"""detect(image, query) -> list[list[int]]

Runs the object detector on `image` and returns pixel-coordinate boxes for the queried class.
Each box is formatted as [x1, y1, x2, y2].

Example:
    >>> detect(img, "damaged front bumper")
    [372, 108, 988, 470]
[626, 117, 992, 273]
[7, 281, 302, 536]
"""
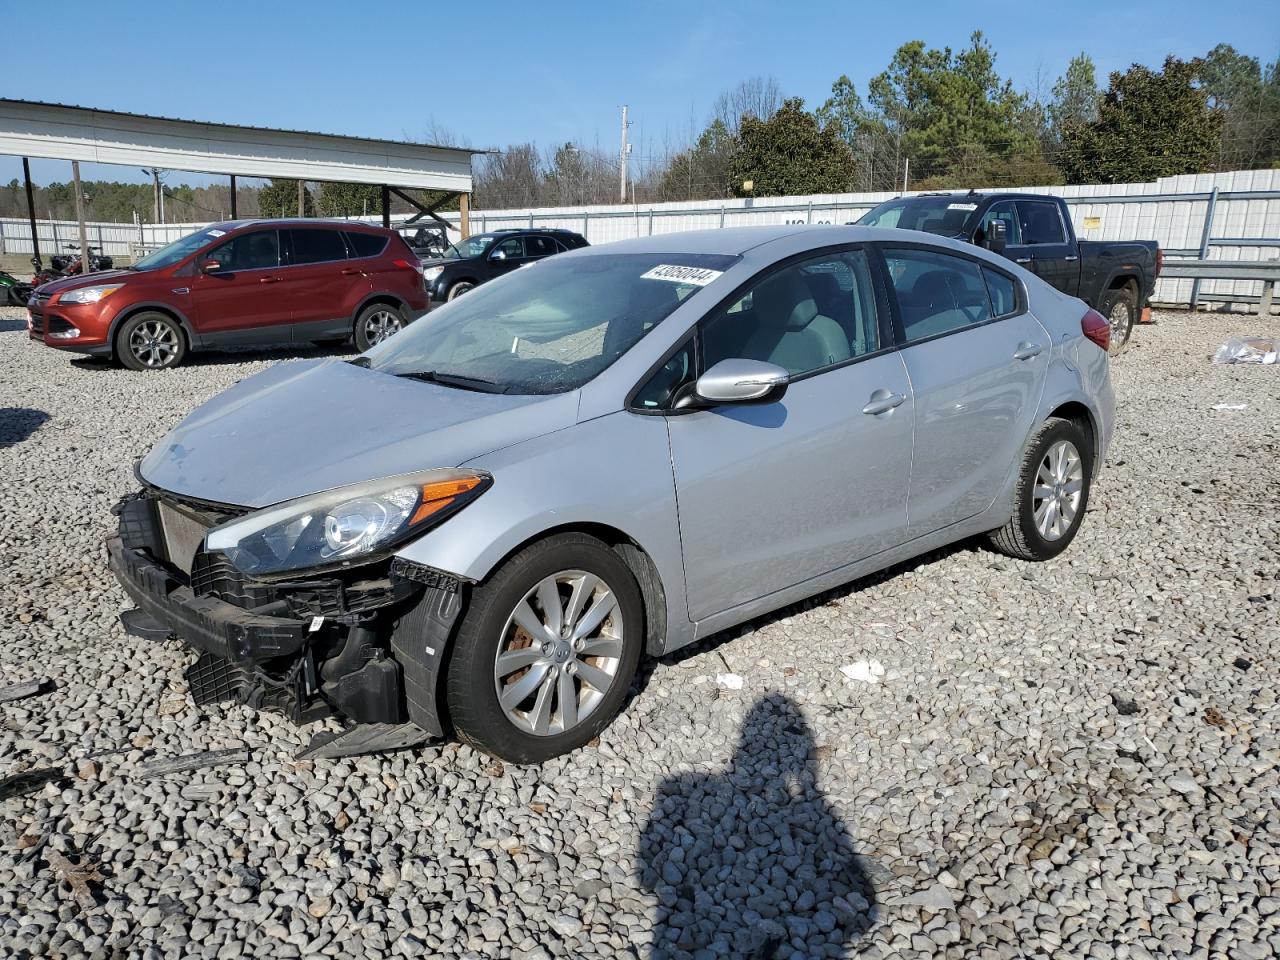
[107, 489, 463, 748]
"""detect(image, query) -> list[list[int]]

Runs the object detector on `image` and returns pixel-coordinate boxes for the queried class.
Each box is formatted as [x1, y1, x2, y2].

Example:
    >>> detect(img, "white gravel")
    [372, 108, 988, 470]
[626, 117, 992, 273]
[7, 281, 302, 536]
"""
[1, 308, 1277, 959]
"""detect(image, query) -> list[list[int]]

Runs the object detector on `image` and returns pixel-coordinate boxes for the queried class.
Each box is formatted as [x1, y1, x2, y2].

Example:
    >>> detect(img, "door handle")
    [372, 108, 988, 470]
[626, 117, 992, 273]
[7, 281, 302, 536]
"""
[862, 389, 906, 416]
[1013, 342, 1043, 361]
[341, 268, 363, 276]
[1063, 255, 1078, 262]
[1015, 257, 1032, 264]
[258, 276, 280, 284]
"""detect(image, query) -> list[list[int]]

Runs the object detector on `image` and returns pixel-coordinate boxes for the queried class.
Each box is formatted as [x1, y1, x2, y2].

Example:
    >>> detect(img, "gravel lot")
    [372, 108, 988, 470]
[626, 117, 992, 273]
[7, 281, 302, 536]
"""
[1, 307, 1277, 960]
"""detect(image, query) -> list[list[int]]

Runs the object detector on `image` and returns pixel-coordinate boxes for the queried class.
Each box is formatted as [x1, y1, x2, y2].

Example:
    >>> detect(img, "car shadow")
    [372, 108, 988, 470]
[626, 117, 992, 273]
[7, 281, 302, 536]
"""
[637, 693, 877, 958]
[0, 407, 51, 447]
[67, 342, 356, 372]
[627, 537, 977, 703]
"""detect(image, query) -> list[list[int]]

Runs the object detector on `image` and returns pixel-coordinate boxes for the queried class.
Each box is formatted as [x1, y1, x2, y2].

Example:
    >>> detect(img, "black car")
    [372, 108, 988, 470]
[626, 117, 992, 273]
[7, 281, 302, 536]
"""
[858, 192, 1161, 353]
[422, 228, 589, 302]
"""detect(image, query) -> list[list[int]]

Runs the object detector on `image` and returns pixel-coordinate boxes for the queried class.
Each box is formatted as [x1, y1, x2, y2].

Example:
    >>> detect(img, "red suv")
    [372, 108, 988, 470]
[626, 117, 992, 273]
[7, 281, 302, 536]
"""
[27, 219, 428, 370]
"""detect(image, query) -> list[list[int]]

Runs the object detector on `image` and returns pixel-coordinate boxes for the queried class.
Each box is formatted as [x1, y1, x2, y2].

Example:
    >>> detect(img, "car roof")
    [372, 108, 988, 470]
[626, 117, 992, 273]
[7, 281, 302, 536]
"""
[211, 218, 390, 233]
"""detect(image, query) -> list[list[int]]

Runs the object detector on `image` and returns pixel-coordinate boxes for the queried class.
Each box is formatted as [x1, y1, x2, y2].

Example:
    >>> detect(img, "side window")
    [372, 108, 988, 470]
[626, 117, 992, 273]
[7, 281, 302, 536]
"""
[983, 267, 1018, 317]
[207, 231, 279, 271]
[633, 339, 695, 410]
[701, 249, 878, 378]
[1018, 201, 1066, 245]
[345, 232, 389, 258]
[290, 229, 348, 264]
[525, 236, 558, 258]
[493, 237, 525, 260]
[883, 248, 992, 342]
[978, 201, 1022, 245]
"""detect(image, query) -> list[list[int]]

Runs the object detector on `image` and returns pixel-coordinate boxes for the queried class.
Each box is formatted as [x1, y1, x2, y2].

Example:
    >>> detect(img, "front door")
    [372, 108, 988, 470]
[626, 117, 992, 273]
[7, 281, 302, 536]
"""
[880, 244, 1051, 533]
[663, 247, 915, 622]
[487, 236, 528, 279]
[1014, 199, 1079, 296]
[190, 229, 290, 338]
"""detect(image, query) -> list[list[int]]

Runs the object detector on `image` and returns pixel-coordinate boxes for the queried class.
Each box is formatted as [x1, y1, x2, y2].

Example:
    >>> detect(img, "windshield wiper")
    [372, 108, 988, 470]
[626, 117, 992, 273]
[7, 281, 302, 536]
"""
[394, 370, 506, 393]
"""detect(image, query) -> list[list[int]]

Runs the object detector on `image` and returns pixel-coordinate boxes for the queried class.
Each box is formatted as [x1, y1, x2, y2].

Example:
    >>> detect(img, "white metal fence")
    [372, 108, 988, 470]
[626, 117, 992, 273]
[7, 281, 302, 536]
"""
[3, 168, 1277, 310]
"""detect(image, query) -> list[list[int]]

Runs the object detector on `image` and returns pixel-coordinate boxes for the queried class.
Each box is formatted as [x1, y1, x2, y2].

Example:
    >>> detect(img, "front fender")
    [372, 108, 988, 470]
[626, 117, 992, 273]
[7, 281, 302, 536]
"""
[393, 410, 693, 651]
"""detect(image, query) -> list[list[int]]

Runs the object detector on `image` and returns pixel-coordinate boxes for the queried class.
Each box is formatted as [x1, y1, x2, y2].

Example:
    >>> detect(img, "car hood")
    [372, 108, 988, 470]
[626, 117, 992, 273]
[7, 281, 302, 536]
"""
[139, 358, 580, 508]
[36, 268, 137, 294]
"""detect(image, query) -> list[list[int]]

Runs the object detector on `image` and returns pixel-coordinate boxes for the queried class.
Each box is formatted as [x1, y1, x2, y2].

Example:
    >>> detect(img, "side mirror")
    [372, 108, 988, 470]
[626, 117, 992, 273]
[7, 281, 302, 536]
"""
[490, 249, 506, 261]
[694, 358, 789, 405]
[199, 258, 223, 274]
[986, 219, 1007, 255]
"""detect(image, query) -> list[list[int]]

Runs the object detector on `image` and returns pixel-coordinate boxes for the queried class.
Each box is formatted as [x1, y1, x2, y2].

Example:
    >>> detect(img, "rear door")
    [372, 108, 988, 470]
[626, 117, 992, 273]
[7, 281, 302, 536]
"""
[662, 246, 915, 621]
[190, 229, 290, 338]
[285, 227, 365, 339]
[879, 244, 1050, 534]
[1014, 199, 1079, 296]
[524, 234, 562, 262]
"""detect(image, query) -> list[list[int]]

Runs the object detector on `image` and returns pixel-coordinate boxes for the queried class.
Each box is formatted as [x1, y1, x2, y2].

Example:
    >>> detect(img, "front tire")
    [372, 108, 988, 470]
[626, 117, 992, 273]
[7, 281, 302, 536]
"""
[116, 311, 186, 371]
[988, 417, 1093, 561]
[1101, 287, 1136, 355]
[353, 303, 405, 351]
[445, 533, 644, 763]
[446, 280, 474, 301]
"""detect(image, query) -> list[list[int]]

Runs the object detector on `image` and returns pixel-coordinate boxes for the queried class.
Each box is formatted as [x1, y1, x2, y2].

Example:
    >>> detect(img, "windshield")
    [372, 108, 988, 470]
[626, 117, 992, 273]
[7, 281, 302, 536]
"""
[858, 197, 980, 237]
[441, 233, 496, 260]
[365, 252, 739, 394]
[131, 227, 230, 271]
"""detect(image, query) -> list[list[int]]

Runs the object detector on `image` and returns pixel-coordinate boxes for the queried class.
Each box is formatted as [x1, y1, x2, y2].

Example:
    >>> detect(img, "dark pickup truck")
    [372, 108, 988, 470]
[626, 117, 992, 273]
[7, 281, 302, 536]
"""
[859, 192, 1161, 352]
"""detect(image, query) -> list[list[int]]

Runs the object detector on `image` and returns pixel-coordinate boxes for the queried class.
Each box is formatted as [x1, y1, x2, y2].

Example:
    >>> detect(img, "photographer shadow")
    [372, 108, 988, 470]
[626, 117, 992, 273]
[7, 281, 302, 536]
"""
[638, 693, 877, 959]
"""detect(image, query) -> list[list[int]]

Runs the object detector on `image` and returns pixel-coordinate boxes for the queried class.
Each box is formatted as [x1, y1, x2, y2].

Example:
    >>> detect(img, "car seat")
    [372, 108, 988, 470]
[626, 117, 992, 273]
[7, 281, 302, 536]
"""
[743, 269, 850, 374]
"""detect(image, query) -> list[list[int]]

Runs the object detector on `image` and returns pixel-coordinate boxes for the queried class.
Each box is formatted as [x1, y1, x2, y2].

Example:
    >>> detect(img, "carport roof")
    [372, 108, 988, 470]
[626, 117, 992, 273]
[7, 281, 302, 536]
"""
[0, 98, 476, 192]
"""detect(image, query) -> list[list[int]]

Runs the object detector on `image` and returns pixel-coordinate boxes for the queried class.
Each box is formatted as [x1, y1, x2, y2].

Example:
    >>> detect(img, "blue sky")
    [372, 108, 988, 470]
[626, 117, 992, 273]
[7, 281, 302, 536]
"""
[2, 0, 1276, 186]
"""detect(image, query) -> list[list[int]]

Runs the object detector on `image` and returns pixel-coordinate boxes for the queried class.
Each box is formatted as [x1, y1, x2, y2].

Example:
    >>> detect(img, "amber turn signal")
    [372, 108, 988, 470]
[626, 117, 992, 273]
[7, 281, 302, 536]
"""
[410, 476, 485, 526]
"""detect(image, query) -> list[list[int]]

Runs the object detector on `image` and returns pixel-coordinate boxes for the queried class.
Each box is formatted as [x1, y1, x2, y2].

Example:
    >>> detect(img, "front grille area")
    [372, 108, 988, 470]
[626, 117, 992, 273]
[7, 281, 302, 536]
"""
[157, 500, 210, 575]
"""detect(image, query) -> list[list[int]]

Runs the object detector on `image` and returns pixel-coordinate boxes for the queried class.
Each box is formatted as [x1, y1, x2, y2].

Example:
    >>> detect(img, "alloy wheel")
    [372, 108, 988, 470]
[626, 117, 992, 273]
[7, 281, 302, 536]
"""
[129, 319, 179, 368]
[1032, 439, 1084, 541]
[362, 309, 403, 346]
[1108, 300, 1132, 353]
[493, 570, 625, 737]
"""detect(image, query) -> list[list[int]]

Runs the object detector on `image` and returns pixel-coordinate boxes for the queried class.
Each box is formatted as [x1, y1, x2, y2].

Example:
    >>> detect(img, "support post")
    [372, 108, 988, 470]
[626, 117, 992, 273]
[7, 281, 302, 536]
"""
[1189, 186, 1218, 311]
[1261, 279, 1276, 319]
[229, 175, 237, 219]
[297, 180, 305, 217]
[381, 185, 391, 228]
[72, 161, 89, 275]
[22, 157, 41, 270]
[459, 194, 471, 239]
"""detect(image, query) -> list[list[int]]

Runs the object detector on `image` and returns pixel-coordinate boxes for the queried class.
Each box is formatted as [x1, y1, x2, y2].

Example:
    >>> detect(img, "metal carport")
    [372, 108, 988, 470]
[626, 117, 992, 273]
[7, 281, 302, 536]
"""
[0, 98, 476, 269]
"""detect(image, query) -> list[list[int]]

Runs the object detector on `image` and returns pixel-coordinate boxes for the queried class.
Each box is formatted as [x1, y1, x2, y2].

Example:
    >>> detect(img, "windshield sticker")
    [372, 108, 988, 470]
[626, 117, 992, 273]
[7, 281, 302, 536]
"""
[207, 229, 226, 237]
[947, 203, 978, 211]
[641, 264, 723, 286]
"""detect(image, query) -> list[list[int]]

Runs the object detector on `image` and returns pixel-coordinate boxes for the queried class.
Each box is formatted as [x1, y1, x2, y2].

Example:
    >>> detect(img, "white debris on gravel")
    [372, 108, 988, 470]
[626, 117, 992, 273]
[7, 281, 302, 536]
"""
[841, 660, 887, 684]
[713, 673, 744, 690]
[1, 308, 1278, 959]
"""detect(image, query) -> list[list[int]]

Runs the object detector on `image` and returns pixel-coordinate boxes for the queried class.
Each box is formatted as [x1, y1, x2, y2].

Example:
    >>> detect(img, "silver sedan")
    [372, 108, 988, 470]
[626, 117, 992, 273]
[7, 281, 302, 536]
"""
[116, 226, 1115, 763]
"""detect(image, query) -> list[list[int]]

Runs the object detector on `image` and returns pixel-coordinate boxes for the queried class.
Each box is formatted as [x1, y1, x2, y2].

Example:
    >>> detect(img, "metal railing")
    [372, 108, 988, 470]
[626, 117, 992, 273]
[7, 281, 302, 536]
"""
[1159, 259, 1280, 316]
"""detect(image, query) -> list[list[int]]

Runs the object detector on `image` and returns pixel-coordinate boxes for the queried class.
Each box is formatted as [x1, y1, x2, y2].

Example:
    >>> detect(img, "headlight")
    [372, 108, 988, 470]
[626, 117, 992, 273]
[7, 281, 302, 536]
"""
[424, 266, 444, 282]
[57, 284, 125, 305]
[204, 469, 490, 577]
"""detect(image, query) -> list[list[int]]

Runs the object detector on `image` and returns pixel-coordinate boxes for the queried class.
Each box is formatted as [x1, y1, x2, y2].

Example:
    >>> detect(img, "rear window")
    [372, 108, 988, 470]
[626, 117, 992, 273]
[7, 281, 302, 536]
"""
[346, 232, 389, 258]
[983, 267, 1018, 317]
[525, 236, 560, 257]
[290, 229, 348, 264]
[1018, 201, 1066, 245]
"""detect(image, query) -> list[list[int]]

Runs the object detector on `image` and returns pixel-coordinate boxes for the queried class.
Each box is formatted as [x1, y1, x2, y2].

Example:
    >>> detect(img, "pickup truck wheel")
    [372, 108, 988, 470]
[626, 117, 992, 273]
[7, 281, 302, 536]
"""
[1101, 287, 1136, 355]
[988, 417, 1093, 562]
[446, 280, 474, 301]
[445, 533, 644, 764]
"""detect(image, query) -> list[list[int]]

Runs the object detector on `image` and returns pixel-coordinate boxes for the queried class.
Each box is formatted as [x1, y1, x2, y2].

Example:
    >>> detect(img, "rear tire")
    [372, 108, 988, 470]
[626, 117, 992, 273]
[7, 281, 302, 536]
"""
[445, 533, 644, 764]
[988, 417, 1093, 561]
[116, 311, 187, 371]
[353, 303, 405, 351]
[1100, 286, 1136, 355]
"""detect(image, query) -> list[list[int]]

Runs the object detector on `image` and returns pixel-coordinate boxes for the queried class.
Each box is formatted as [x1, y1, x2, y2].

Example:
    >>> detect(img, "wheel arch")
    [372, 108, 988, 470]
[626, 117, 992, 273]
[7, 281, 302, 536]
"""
[1045, 399, 1100, 473]
[352, 291, 409, 322]
[1102, 270, 1140, 300]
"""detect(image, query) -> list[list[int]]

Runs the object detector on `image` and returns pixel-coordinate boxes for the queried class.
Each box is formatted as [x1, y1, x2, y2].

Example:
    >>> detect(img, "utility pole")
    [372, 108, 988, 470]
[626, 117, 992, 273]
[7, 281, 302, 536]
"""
[901, 158, 910, 194]
[619, 104, 630, 204]
[71, 161, 89, 275]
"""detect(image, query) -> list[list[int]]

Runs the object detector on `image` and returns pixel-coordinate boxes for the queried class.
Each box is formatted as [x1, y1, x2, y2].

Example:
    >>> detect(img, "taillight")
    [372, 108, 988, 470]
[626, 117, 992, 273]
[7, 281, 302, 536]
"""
[1081, 308, 1110, 353]
[1155, 248, 1163, 279]
[392, 258, 423, 276]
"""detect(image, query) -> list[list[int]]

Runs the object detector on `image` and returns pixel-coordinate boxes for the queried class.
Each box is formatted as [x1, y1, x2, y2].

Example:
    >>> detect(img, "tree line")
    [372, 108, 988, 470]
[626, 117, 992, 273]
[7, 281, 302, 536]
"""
[2, 37, 1276, 225]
